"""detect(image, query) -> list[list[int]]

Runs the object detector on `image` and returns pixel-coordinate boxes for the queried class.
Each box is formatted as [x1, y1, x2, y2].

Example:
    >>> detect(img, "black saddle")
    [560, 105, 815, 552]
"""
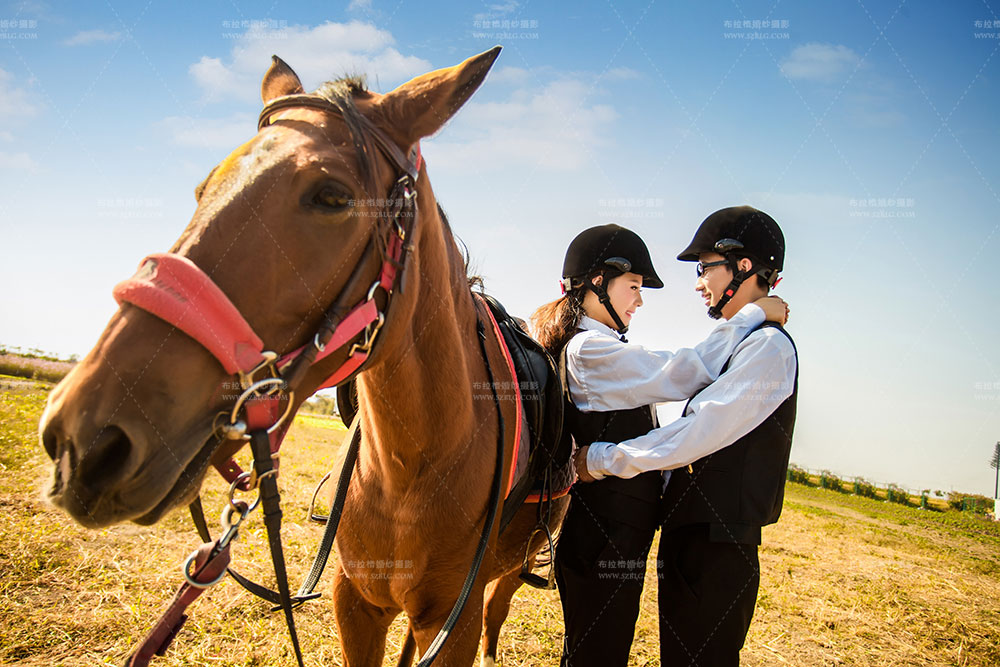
[337, 293, 571, 534]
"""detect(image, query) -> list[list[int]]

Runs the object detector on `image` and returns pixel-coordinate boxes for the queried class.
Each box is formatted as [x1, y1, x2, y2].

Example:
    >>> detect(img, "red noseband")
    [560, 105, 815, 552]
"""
[112, 254, 268, 376]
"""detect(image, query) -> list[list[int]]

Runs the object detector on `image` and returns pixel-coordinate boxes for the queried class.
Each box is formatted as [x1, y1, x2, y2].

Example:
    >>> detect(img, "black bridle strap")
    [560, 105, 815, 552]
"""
[249, 427, 304, 667]
[277, 239, 380, 390]
[187, 414, 361, 605]
[295, 414, 360, 598]
[258, 94, 420, 181]
[211, 97, 421, 488]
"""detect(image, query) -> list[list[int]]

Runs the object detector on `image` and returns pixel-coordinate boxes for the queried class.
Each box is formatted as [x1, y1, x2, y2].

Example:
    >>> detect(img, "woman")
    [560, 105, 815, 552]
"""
[531, 223, 786, 667]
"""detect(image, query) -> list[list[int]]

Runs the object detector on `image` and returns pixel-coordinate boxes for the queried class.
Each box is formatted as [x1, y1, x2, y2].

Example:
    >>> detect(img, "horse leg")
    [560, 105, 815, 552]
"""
[410, 588, 486, 667]
[333, 565, 394, 667]
[480, 565, 528, 667]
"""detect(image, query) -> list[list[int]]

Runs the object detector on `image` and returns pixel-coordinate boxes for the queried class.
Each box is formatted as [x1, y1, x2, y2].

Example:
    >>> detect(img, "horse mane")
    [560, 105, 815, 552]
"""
[437, 203, 485, 290]
[313, 75, 377, 193]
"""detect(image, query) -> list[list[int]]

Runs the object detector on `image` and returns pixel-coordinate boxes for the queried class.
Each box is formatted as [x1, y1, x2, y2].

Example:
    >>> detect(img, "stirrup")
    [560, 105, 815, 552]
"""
[307, 469, 333, 523]
[519, 523, 556, 589]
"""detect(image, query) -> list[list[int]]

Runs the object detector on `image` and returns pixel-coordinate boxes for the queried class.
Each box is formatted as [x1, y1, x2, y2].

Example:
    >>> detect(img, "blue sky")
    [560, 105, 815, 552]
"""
[2, 0, 1000, 497]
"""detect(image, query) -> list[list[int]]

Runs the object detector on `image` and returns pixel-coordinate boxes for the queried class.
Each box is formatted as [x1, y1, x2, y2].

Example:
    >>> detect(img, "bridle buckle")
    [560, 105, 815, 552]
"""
[349, 312, 385, 357]
[238, 350, 279, 391]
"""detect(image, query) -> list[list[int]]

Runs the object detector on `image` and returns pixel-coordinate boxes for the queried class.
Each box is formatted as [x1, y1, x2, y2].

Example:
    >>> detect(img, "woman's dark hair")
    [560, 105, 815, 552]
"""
[531, 291, 585, 356]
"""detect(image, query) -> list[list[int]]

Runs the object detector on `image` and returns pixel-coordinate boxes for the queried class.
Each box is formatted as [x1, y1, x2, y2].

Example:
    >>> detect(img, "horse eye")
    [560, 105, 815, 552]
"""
[310, 185, 353, 211]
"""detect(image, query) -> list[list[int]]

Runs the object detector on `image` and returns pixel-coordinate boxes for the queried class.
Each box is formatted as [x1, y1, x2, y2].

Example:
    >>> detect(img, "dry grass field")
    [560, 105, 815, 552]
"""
[2, 380, 999, 666]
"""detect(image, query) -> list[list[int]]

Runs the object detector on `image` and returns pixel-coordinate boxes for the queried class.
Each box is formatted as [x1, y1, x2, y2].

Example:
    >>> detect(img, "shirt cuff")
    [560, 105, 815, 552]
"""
[737, 302, 766, 326]
[586, 441, 614, 480]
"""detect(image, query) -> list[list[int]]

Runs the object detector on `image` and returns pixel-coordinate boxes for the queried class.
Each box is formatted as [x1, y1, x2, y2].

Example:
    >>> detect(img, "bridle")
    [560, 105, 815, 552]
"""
[116, 93, 507, 667]
[114, 93, 421, 665]
[113, 93, 422, 491]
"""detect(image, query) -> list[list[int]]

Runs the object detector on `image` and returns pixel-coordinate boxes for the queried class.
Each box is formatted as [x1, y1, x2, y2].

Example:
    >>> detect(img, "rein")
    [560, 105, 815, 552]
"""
[117, 93, 508, 667]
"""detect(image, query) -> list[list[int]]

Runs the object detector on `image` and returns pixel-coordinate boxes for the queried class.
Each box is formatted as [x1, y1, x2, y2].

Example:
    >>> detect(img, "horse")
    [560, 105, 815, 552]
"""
[38, 46, 569, 666]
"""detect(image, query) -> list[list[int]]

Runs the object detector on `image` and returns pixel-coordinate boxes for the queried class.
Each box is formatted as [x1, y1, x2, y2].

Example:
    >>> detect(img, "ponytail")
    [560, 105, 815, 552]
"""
[530, 291, 585, 356]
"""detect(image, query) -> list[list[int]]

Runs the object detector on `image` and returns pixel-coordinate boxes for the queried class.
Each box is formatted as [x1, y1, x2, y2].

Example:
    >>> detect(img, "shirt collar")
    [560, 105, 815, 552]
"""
[579, 315, 621, 339]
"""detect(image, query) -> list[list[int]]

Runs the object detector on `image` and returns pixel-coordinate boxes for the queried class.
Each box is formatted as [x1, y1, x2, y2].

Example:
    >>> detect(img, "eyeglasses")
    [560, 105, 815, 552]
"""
[696, 259, 729, 277]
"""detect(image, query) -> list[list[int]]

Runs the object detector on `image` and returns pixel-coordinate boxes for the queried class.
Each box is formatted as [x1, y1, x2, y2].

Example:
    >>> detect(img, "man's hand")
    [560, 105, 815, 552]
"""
[754, 295, 789, 325]
[574, 445, 597, 483]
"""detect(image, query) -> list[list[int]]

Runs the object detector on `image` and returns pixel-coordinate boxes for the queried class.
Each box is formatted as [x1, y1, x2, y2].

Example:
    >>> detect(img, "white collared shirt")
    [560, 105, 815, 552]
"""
[565, 303, 766, 412]
[585, 324, 798, 480]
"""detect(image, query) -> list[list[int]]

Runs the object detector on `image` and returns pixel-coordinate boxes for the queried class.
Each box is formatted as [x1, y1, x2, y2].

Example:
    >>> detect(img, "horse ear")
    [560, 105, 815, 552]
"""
[379, 46, 502, 143]
[261, 55, 304, 104]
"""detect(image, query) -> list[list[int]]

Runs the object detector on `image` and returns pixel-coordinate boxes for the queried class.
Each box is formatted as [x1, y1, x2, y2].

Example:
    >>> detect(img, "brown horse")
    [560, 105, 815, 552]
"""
[39, 47, 568, 666]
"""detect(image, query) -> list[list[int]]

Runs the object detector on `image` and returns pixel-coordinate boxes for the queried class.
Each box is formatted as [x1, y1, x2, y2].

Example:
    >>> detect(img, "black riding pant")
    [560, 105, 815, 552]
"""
[555, 490, 657, 667]
[656, 524, 760, 667]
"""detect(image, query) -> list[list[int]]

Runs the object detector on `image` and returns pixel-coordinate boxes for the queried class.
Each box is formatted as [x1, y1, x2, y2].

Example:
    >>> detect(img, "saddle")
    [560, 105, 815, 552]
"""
[336, 293, 572, 534]
[476, 294, 573, 532]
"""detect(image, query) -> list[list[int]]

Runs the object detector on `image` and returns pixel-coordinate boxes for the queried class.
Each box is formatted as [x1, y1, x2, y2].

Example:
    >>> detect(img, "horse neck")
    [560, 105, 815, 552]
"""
[356, 188, 484, 469]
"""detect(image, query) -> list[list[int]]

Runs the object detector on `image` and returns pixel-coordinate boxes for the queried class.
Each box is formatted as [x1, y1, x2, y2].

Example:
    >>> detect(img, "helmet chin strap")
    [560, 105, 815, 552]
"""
[589, 283, 629, 340]
[707, 263, 750, 320]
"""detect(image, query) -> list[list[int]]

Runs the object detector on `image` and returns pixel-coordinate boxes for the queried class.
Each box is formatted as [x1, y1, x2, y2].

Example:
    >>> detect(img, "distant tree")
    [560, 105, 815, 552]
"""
[300, 394, 338, 416]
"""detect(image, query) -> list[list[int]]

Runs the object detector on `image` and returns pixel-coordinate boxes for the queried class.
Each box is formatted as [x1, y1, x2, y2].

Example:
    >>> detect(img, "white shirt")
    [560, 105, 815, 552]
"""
[585, 324, 798, 481]
[566, 303, 767, 412]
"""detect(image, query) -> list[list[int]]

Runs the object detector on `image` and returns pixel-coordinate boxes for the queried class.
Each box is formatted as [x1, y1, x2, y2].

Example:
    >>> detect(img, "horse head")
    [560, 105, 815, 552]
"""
[39, 47, 502, 528]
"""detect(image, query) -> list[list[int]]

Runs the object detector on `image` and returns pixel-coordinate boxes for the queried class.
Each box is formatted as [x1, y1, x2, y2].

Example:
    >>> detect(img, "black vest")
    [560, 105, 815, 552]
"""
[661, 323, 798, 544]
[562, 335, 665, 532]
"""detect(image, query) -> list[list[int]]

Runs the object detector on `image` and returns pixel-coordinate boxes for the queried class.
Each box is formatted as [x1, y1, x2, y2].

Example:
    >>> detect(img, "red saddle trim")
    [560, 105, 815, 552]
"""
[525, 486, 572, 503]
[476, 294, 522, 499]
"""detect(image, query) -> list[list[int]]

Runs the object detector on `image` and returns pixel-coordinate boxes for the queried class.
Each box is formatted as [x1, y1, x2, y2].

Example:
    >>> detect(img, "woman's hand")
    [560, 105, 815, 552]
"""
[755, 295, 789, 325]
[574, 446, 597, 483]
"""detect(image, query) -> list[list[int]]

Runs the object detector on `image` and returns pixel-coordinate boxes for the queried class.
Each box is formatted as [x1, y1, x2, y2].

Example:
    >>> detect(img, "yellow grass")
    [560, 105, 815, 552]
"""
[2, 384, 999, 666]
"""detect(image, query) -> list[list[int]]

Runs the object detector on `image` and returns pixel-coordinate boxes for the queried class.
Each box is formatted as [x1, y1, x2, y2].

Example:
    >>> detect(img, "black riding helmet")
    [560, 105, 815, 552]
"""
[678, 206, 785, 319]
[561, 224, 663, 336]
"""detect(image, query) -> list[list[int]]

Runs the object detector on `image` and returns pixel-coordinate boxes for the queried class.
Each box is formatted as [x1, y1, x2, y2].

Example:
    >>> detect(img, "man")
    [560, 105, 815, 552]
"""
[575, 205, 799, 666]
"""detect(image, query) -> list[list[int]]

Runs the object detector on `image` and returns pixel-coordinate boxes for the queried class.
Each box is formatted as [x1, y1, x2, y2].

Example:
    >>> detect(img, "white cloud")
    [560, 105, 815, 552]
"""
[474, 1, 519, 21]
[606, 67, 641, 81]
[64, 29, 122, 46]
[190, 21, 431, 102]
[347, 0, 372, 10]
[424, 77, 617, 171]
[780, 43, 861, 82]
[0, 68, 41, 122]
[159, 113, 256, 150]
[0, 151, 37, 171]
[0, 130, 13, 141]
[489, 66, 531, 85]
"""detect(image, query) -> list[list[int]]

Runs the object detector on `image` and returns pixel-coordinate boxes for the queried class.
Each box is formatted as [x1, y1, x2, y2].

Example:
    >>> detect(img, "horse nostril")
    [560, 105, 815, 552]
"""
[42, 423, 60, 460]
[77, 426, 133, 490]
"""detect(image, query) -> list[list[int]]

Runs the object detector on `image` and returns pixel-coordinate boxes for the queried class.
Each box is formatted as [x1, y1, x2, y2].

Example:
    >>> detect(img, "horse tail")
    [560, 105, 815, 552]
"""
[395, 621, 416, 667]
